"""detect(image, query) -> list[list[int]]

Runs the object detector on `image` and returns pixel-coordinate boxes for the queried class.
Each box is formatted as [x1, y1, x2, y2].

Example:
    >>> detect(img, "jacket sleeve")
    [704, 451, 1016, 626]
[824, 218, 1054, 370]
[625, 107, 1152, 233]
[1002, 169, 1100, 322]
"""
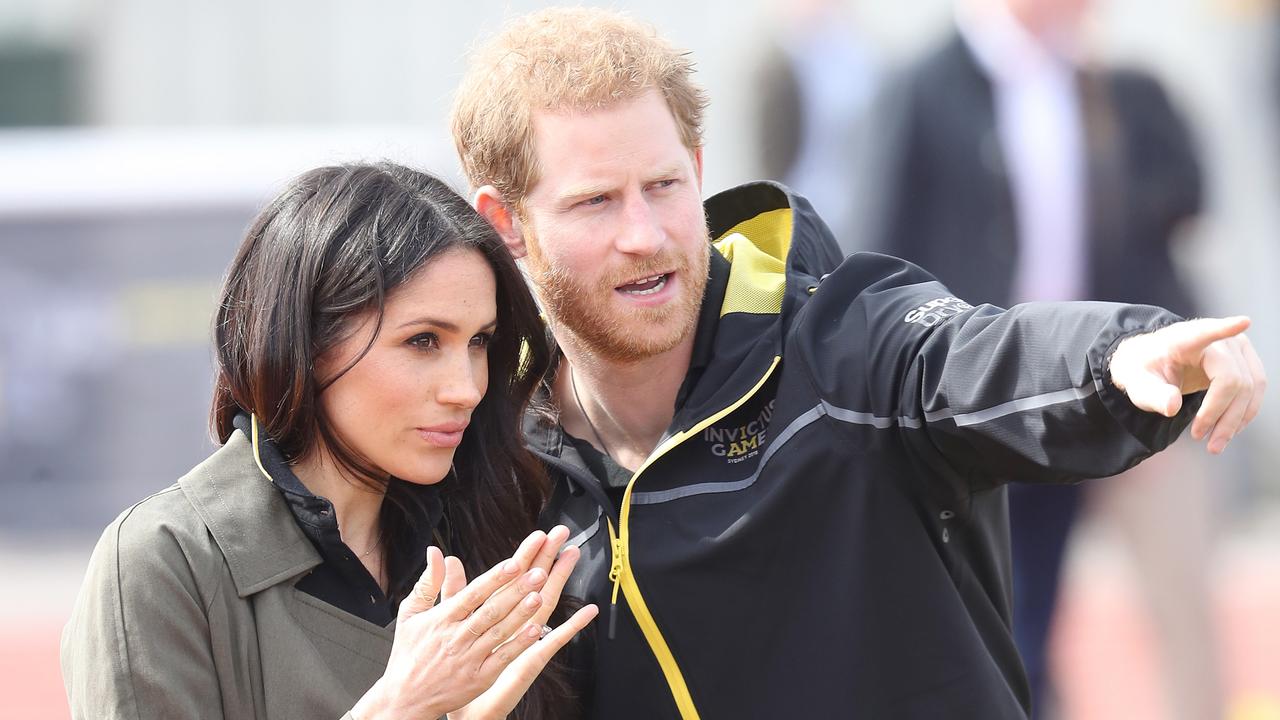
[794, 252, 1200, 502]
[61, 493, 226, 720]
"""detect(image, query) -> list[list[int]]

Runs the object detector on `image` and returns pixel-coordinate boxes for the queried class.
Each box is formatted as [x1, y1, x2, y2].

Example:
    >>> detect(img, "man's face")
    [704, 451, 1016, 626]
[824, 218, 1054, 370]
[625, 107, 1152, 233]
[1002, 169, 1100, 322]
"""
[517, 89, 710, 363]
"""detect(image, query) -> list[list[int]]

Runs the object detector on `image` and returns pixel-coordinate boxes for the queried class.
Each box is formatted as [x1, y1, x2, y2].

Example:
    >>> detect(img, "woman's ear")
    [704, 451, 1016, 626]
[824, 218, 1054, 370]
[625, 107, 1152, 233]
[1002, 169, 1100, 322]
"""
[473, 186, 527, 259]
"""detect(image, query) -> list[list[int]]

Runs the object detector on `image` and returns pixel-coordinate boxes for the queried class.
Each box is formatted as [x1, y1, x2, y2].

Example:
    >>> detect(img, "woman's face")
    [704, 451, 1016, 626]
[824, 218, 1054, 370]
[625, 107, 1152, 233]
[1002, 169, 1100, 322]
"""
[317, 247, 497, 486]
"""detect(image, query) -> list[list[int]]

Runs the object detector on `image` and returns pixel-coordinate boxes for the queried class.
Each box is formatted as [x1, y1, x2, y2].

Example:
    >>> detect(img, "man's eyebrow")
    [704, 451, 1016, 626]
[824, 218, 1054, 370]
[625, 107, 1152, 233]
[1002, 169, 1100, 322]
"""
[395, 318, 499, 333]
[557, 166, 687, 203]
[646, 164, 686, 181]
[558, 183, 611, 202]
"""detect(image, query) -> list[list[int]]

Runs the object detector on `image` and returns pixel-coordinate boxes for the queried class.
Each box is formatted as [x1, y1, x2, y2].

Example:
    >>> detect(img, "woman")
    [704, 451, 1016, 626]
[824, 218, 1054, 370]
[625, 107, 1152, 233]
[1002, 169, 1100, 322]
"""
[61, 163, 597, 720]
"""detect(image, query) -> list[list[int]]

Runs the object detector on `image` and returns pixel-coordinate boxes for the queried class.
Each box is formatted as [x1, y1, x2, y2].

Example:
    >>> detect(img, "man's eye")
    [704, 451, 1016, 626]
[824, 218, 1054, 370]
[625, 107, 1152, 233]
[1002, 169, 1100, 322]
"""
[408, 333, 439, 350]
[582, 195, 606, 206]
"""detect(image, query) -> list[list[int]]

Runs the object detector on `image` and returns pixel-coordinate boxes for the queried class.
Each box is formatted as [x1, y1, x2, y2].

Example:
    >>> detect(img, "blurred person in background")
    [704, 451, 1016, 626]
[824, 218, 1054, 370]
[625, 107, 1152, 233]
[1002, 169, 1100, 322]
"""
[855, 0, 1222, 716]
[60, 163, 597, 720]
[452, 7, 1263, 718]
[1274, 1, 1280, 152]
[753, 0, 880, 244]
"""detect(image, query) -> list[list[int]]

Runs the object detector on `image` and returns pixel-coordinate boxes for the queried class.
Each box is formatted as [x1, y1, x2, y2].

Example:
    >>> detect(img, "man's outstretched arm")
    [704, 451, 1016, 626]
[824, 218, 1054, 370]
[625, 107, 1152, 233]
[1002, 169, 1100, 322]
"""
[792, 252, 1268, 498]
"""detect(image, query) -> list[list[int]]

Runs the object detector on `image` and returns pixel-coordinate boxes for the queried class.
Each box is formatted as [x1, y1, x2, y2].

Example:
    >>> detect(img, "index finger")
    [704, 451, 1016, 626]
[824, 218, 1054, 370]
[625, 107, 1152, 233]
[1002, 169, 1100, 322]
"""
[529, 525, 570, 576]
[531, 543, 581, 626]
[1166, 316, 1251, 356]
[480, 604, 600, 691]
[513, 604, 599, 670]
[443, 530, 548, 619]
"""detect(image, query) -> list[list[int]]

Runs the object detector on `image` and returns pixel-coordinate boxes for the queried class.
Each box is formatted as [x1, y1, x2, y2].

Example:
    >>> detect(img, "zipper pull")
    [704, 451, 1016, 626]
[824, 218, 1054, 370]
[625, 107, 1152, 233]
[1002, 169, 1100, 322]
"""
[607, 536, 625, 640]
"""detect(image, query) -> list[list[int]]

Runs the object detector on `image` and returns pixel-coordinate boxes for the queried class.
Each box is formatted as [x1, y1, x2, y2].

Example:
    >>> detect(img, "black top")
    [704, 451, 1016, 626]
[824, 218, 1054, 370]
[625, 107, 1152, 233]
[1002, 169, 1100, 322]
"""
[231, 413, 442, 626]
[563, 432, 631, 510]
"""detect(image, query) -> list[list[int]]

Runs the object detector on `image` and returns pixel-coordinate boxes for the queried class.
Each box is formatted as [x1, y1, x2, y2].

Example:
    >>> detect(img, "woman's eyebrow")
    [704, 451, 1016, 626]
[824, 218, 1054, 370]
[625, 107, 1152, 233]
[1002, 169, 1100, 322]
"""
[396, 318, 498, 332]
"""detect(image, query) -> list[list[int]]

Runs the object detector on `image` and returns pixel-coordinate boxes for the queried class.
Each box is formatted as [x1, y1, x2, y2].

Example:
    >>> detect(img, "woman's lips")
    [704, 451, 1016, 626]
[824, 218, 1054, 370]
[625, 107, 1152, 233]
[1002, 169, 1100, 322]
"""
[416, 422, 468, 448]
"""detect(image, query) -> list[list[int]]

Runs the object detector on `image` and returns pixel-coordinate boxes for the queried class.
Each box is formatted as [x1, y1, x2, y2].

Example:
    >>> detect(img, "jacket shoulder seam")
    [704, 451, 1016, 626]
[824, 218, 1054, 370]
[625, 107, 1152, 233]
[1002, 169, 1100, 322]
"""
[111, 502, 147, 720]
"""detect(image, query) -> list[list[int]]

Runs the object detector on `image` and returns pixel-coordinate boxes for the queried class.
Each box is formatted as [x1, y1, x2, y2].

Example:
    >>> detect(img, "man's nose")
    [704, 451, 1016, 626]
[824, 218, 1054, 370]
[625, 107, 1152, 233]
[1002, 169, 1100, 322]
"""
[613, 194, 664, 257]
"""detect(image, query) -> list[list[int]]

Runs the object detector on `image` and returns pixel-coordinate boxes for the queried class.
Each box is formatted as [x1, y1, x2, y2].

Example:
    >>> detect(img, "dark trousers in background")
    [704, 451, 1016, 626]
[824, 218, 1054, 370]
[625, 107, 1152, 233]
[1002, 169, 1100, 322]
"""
[1009, 482, 1084, 719]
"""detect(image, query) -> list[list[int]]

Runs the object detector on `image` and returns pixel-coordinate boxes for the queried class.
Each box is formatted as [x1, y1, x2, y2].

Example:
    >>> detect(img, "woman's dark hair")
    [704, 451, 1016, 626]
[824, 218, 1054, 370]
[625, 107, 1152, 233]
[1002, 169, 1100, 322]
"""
[211, 163, 574, 719]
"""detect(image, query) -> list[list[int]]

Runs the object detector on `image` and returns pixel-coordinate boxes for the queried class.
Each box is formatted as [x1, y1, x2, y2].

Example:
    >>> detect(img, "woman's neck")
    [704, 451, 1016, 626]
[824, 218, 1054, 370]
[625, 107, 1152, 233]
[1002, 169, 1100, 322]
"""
[291, 449, 389, 582]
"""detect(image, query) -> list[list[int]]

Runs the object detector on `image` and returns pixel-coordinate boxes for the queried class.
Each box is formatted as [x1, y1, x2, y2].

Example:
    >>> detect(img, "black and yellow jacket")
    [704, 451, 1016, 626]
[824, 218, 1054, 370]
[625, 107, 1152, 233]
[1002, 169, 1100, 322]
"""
[527, 182, 1196, 719]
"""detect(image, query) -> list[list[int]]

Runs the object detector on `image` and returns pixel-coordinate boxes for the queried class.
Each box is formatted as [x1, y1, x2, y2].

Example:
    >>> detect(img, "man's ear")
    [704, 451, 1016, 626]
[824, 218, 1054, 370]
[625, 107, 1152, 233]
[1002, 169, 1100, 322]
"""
[473, 186, 527, 259]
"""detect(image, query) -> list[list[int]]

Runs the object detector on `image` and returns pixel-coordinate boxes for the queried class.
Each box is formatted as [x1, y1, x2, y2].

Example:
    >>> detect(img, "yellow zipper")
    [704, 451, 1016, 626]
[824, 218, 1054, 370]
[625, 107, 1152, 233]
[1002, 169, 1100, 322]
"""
[609, 355, 781, 720]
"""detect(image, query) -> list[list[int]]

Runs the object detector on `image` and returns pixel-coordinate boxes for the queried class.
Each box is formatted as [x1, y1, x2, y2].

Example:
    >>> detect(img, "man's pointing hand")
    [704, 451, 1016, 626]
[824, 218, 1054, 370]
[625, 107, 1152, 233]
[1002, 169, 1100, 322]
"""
[1109, 316, 1266, 454]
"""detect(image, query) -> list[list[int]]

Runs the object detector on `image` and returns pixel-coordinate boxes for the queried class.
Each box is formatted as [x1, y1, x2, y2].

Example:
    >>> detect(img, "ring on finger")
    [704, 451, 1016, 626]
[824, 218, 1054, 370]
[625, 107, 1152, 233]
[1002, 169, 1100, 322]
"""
[466, 624, 485, 637]
[415, 584, 437, 605]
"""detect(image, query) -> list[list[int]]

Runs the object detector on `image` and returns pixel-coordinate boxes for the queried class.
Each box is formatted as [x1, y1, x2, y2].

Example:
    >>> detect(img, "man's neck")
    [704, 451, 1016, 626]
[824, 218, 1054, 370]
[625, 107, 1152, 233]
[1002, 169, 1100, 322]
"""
[554, 331, 696, 472]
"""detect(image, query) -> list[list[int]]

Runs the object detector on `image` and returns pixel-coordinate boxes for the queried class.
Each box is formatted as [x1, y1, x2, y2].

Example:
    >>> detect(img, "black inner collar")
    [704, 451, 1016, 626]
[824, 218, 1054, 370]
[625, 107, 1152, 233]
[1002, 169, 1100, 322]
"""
[674, 245, 730, 410]
[231, 412, 441, 626]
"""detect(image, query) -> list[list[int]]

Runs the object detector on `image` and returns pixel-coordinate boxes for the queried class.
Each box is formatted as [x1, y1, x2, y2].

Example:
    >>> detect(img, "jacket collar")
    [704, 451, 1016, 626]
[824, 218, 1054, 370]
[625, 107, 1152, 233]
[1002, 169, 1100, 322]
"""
[705, 180, 844, 293]
[673, 181, 842, 425]
[178, 429, 322, 598]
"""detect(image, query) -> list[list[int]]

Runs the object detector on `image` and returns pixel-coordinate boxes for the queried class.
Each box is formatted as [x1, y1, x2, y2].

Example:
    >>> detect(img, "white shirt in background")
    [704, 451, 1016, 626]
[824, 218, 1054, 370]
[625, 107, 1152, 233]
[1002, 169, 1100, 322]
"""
[957, 3, 1088, 304]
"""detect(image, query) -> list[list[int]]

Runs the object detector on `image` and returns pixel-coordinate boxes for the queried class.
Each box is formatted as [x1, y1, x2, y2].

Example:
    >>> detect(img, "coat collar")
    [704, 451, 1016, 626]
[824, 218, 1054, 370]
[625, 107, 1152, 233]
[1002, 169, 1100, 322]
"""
[178, 430, 322, 598]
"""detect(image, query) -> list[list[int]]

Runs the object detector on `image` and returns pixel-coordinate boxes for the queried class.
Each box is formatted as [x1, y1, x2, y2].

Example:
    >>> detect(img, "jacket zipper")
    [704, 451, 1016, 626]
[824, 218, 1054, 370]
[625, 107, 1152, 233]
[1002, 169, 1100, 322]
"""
[529, 449, 628, 636]
[609, 356, 782, 720]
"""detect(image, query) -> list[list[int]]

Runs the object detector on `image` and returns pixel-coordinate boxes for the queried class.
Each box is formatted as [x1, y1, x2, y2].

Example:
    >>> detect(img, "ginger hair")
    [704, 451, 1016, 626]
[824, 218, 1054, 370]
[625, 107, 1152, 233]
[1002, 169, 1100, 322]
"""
[451, 7, 708, 210]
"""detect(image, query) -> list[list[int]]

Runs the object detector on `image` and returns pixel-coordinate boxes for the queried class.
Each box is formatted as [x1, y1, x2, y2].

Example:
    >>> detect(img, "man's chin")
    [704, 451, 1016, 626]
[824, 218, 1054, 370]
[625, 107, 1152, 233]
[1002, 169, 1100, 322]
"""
[566, 310, 695, 364]
[592, 335, 690, 364]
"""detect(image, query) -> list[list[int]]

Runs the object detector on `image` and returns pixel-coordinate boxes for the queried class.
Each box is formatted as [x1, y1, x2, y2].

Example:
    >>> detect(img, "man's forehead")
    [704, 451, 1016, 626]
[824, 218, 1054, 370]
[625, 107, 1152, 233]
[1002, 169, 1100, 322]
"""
[526, 94, 691, 189]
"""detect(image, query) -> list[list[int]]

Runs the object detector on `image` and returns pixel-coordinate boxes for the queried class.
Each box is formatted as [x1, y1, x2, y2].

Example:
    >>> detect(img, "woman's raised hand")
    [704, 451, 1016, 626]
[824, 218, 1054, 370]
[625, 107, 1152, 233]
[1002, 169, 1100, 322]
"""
[447, 526, 599, 720]
[350, 528, 592, 719]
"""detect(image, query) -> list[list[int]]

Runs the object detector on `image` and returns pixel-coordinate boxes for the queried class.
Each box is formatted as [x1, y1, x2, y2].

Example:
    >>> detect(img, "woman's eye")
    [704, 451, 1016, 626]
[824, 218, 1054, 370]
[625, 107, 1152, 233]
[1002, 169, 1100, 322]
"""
[470, 332, 493, 348]
[408, 333, 439, 350]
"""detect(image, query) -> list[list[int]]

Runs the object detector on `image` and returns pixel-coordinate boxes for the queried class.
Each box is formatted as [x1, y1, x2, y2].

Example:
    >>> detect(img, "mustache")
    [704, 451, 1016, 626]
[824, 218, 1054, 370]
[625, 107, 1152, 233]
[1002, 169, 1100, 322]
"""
[601, 250, 687, 288]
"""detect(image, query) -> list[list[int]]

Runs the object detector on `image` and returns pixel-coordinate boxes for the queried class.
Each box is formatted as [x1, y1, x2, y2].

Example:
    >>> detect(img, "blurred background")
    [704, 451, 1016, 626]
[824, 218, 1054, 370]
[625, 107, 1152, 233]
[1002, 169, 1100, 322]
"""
[0, 0, 1276, 718]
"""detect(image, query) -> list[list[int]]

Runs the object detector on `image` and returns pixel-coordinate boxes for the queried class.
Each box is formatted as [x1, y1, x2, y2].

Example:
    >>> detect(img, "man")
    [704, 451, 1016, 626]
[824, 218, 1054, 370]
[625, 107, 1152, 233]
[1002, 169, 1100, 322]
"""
[854, 0, 1221, 716]
[450, 8, 1265, 718]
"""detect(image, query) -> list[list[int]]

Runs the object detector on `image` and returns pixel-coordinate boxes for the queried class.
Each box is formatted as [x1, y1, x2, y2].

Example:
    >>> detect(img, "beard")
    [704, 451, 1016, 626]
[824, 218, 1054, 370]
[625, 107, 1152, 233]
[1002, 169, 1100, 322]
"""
[523, 232, 711, 364]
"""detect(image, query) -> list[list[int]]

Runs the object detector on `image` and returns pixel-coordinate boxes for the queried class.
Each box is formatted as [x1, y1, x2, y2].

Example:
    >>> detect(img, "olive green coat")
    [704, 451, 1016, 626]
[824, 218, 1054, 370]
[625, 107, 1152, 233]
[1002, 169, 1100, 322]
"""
[61, 431, 391, 719]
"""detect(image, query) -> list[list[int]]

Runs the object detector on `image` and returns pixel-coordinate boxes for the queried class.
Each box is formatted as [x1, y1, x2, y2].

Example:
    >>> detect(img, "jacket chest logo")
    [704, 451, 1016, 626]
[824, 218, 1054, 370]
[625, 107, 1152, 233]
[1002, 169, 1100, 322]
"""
[702, 399, 776, 464]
